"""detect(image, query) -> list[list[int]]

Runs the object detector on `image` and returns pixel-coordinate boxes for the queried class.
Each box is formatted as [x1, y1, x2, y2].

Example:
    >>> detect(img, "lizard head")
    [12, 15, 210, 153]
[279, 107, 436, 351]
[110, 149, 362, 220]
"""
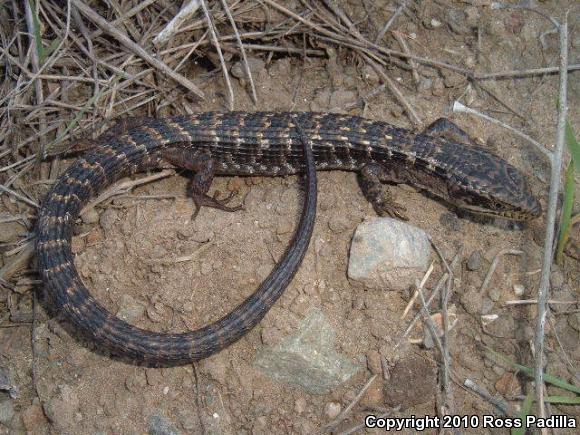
[446, 156, 541, 221]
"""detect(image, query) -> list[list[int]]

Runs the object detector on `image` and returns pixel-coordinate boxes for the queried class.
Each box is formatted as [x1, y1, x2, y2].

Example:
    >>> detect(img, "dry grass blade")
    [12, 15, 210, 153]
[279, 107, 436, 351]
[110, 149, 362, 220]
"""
[71, 0, 204, 99]
[200, 0, 234, 109]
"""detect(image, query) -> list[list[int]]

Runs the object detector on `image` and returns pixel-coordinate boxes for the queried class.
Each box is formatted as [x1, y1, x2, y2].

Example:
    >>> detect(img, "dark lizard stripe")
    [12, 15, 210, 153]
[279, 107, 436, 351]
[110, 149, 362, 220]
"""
[35, 112, 540, 365]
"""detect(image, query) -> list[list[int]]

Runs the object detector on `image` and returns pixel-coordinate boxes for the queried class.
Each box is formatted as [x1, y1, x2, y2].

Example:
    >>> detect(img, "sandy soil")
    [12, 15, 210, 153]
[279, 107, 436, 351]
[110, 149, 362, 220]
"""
[0, 1, 578, 434]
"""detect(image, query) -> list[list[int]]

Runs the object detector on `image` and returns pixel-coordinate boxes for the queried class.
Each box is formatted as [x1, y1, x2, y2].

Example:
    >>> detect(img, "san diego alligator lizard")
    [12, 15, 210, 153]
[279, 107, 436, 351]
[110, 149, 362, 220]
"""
[35, 112, 541, 365]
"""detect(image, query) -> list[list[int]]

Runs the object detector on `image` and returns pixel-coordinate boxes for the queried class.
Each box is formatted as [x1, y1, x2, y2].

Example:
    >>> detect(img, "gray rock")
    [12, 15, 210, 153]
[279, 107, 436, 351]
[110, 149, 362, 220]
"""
[460, 287, 482, 315]
[81, 208, 100, 225]
[483, 315, 515, 339]
[116, 294, 145, 323]
[348, 218, 430, 291]
[148, 412, 181, 435]
[0, 221, 25, 243]
[254, 309, 359, 395]
[230, 57, 265, 79]
[466, 250, 483, 271]
[488, 287, 501, 302]
[0, 399, 14, 425]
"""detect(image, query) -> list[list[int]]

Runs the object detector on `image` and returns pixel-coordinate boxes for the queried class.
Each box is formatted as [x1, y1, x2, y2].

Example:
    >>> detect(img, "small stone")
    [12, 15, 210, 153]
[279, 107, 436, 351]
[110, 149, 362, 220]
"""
[276, 218, 293, 235]
[488, 287, 501, 302]
[431, 77, 445, 97]
[71, 236, 86, 254]
[360, 379, 384, 408]
[464, 6, 480, 28]
[481, 297, 494, 315]
[324, 401, 341, 419]
[466, 250, 483, 271]
[0, 221, 25, 243]
[348, 218, 430, 291]
[352, 296, 364, 310]
[116, 294, 145, 323]
[21, 402, 48, 432]
[177, 409, 198, 431]
[146, 369, 164, 386]
[200, 261, 213, 275]
[148, 412, 181, 435]
[460, 287, 482, 315]
[483, 315, 515, 339]
[0, 399, 14, 425]
[294, 397, 307, 414]
[99, 208, 118, 232]
[550, 267, 565, 288]
[361, 65, 379, 84]
[445, 9, 470, 35]
[513, 284, 525, 297]
[201, 357, 228, 385]
[81, 208, 99, 225]
[126, 371, 147, 392]
[366, 350, 382, 375]
[328, 214, 350, 233]
[417, 77, 432, 93]
[230, 57, 265, 79]
[426, 18, 442, 29]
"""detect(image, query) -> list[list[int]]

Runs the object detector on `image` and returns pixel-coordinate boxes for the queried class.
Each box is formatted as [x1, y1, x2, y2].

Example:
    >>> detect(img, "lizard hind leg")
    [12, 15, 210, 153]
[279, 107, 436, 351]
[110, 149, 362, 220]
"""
[162, 148, 243, 220]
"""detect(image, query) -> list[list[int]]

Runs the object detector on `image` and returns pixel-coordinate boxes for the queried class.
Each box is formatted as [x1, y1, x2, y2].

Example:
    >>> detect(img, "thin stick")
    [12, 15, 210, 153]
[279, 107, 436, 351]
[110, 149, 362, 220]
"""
[474, 63, 580, 79]
[505, 299, 578, 306]
[479, 249, 523, 295]
[324, 375, 377, 431]
[220, 0, 258, 104]
[374, 0, 410, 44]
[153, 0, 201, 46]
[534, 14, 569, 421]
[71, 0, 205, 99]
[392, 31, 420, 85]
[200, 0, 234, 110]
[399, 250, 462, 340]
[453, 102, 551, 159]
[401, 262, 434, 319]
[80, 170, 175, 216]
[463, 379, 511, 416]
[0, 184, 39, 208]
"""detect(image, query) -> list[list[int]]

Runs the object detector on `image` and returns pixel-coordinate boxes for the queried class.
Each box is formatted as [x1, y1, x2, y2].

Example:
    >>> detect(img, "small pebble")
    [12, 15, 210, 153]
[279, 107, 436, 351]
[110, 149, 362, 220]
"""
[230, 57, 265, 79]
[366, 350, 382, 375]
[431, 78, 445, 97]
[294, 397, 307, 414]
[488, 287, 501, 302]
[513, 284, 525, 297]
[81, 208, 100, 225]
[460, 287, 483, 315]
[324, 401, 341, 419]
[466, 250, 483, 271]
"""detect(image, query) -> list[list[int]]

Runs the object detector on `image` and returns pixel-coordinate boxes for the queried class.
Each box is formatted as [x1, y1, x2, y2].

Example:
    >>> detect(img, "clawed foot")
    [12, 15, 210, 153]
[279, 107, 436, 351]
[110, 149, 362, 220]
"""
[372, 196, 409, 221]
[191, 190, 244, 220]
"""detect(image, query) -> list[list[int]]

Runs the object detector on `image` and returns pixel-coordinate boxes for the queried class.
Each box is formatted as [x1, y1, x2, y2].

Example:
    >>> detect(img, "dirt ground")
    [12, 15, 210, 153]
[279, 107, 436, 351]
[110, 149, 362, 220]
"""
[0, 1, 579, 434]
